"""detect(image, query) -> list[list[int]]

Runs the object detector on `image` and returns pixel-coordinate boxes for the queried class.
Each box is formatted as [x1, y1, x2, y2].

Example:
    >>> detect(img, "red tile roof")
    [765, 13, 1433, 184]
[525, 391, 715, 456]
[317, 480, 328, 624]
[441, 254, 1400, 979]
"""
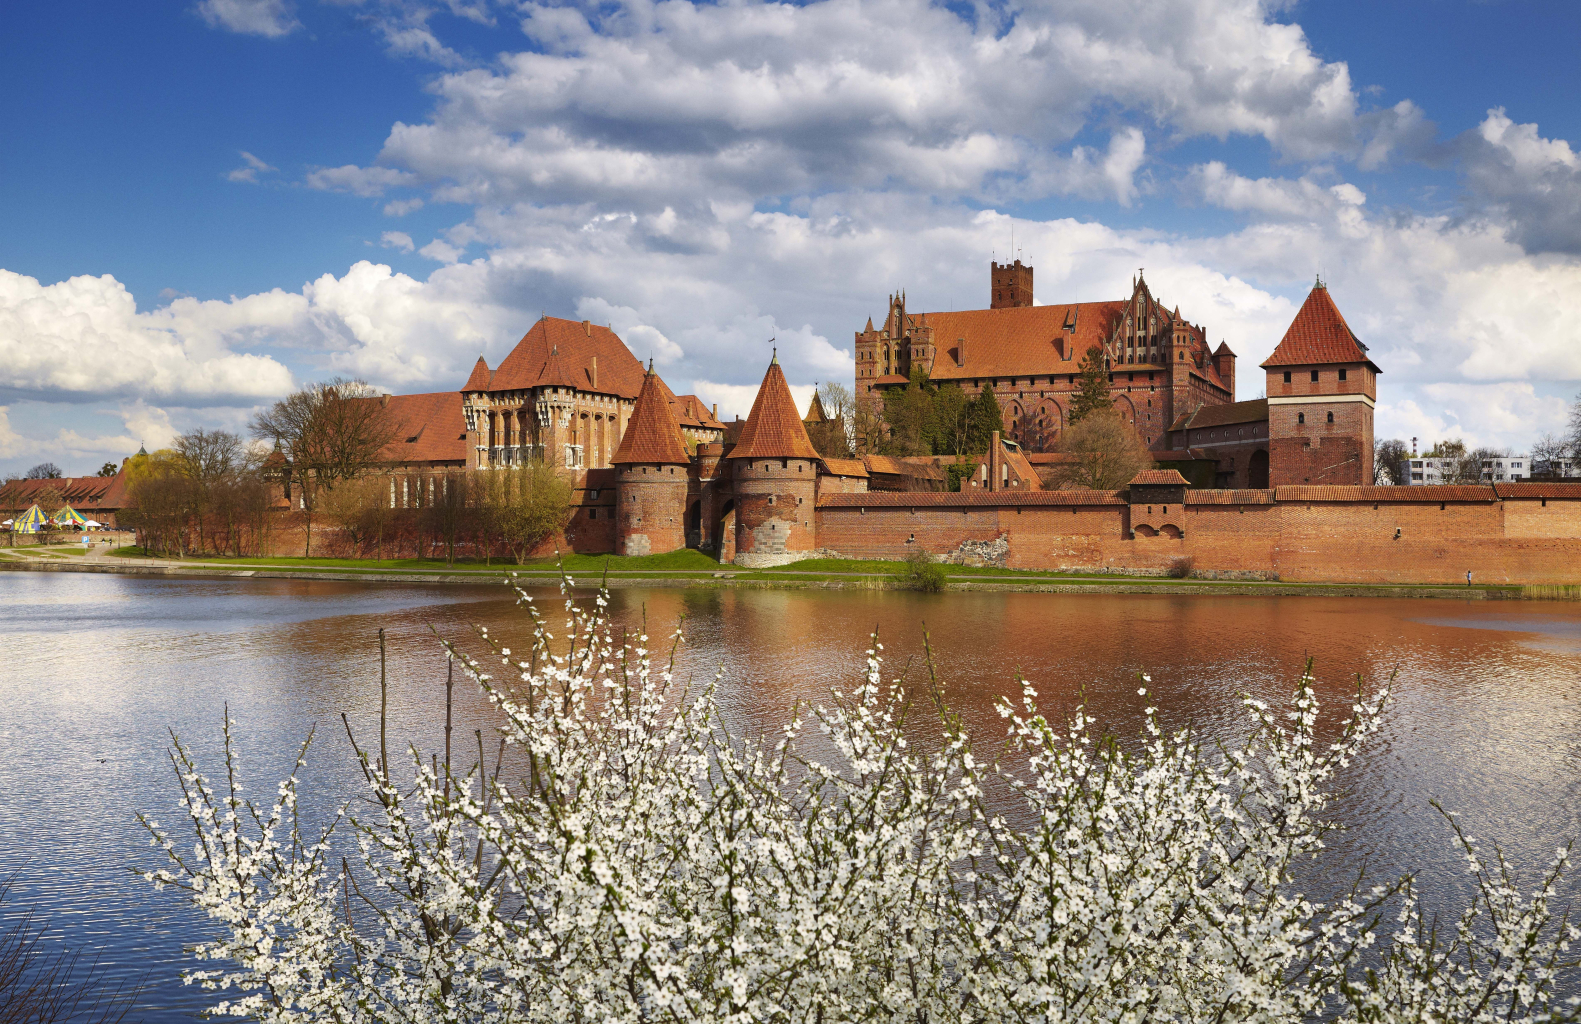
[862, 455, 946, 480]
[1129, 469, 1191, 486]
[1492, 483, 1581, 499]
[612, 369, 691, 465]
[821, 457, 869, 478]
[462, 356, 492, 392]
[1168, 398, 1268, 432]
[1261, 286, 1380, 371]
[0, 473, 129, 512]
[912, 302, 1124, 380]
[489, 316, 648, 398]
[671, 393, 723, 431]
[1274, 485, 1496, 502]
[728, 359, 820, 461]
[377, 392, 469, 464]
[1185, 489, 1275, 505]
[818, 489, 1126, 507]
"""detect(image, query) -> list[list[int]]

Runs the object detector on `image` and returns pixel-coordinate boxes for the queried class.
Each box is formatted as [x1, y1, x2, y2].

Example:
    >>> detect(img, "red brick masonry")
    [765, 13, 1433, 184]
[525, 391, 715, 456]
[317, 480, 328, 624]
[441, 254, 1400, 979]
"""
[814, 484, 1581, 585]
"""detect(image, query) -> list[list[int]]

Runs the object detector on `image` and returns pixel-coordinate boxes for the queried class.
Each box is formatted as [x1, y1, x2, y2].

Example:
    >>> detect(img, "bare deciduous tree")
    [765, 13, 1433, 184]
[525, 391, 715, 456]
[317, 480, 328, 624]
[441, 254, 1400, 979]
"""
[1054, 411, 1152, 490]
[250, 379, 402, 556]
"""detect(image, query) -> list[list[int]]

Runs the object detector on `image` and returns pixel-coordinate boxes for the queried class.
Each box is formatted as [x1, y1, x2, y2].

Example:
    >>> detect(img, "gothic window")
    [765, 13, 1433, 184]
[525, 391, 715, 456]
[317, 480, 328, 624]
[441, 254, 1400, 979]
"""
[1298, 413, 1306, 424]
[1327, 411, 1335, 423]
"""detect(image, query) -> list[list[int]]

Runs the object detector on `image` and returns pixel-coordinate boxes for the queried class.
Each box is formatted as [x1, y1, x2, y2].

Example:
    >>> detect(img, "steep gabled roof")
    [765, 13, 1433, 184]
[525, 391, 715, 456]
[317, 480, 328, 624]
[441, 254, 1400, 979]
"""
[804, 391, 829, 423]
[916, 302, 1125, 380]
[1261, 285, 1380, 371]
[375, 392, 469, 464]
[462, 357, 492, 392]
[728, 358, 820, 461]
[612, 367, 691, 465]
[0, 474, 129, 511]
[673, 394, 723, 431]
[489, 316, 648, 397]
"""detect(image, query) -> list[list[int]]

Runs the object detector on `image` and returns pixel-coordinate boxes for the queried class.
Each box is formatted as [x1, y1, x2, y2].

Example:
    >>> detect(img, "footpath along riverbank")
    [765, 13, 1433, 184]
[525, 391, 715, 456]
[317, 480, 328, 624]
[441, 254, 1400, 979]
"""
[2, 545, 1576, 600]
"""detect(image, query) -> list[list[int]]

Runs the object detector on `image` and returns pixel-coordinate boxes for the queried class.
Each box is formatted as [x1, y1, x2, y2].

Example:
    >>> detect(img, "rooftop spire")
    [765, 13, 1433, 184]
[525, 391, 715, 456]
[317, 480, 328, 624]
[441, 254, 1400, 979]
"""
[728, 358, 820, 461]
[611, 367, 690, 465]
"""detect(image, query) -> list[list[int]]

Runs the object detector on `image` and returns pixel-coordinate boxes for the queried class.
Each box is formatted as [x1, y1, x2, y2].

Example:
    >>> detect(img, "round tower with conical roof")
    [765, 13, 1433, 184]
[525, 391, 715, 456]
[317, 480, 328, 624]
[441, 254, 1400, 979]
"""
[611, 362, 691, 556]
[726, 354, 821, 567]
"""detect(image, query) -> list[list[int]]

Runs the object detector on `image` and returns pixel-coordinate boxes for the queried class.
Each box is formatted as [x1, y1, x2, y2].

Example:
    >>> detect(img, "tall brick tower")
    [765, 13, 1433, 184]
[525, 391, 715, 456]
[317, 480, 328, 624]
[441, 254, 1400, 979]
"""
[611, 362, 691, 556]
[1262, 281, 1380, 485]
[990, 259, 1033, 308]
[727, 354, 821, 567]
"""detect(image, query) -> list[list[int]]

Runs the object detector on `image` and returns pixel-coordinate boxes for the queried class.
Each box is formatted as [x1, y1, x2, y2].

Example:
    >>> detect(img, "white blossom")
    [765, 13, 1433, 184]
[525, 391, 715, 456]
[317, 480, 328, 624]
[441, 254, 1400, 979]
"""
[140, 583, 1581, 1023]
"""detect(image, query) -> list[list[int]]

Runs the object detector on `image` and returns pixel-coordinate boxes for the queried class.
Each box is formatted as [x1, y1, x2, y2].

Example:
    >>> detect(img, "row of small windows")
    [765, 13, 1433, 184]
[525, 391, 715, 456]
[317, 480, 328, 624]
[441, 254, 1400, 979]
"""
[1282, 368, 1350, 383]
[1296, 412, 1337, 424]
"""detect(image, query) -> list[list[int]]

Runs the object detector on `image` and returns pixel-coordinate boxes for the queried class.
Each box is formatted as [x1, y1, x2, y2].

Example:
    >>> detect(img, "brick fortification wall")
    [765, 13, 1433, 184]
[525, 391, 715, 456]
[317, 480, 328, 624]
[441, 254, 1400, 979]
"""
[816, 485, 1581, 584]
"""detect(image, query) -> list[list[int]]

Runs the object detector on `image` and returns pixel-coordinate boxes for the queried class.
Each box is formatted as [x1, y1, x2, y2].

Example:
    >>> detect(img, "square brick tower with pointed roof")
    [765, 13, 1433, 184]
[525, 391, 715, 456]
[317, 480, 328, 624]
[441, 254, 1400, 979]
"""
[1261, 280, 1380, 485]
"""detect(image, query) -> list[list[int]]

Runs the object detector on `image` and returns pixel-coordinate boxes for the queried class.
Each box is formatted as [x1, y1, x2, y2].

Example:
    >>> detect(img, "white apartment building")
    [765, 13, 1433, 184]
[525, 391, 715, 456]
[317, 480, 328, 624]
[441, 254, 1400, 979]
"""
[1406, 457, 1459, 484]
[1532, 457, 1581, 479]
[1480, 455, 1530, 482]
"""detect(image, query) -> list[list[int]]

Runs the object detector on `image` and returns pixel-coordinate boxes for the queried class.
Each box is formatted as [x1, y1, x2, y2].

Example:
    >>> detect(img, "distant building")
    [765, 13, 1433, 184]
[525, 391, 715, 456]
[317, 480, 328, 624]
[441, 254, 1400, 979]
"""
[1480, 455, 1530, 483]
[1531, 457, 1581, 480]
[1406, 458, 1459, 484]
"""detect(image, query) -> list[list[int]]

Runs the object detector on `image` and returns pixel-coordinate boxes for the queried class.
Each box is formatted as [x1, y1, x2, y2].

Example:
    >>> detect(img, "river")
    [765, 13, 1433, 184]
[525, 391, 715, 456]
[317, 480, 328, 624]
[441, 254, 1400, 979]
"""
[2, 571, 1579, 1019]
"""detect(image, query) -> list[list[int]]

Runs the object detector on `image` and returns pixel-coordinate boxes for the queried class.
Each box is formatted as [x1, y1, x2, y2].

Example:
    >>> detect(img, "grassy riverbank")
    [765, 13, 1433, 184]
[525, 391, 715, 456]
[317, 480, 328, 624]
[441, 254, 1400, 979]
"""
[0, 544, 1515, 599]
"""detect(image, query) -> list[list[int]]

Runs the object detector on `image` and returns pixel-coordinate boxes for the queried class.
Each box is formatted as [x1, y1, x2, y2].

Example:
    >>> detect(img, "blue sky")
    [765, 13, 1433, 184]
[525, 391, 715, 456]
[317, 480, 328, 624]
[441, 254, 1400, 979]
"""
[3, 0, 1581, 476]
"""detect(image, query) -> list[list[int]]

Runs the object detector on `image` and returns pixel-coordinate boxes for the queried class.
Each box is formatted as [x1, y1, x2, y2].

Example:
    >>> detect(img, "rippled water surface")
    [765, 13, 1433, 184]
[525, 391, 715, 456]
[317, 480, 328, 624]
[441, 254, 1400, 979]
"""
[2, 573, 1580, 1019]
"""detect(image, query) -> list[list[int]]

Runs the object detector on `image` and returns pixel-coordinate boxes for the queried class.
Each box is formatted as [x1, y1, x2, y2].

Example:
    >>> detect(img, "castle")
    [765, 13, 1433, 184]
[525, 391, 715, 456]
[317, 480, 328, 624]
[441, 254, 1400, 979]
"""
[252, 265, 1580, 585]
[857, 265, 1378, 489]
[856, 263, 1234, 452]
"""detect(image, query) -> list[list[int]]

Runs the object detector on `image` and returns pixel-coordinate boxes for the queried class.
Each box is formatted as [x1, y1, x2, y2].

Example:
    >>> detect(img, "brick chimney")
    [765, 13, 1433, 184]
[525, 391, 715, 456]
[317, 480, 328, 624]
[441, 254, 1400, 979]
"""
[591, 355, 598, 389]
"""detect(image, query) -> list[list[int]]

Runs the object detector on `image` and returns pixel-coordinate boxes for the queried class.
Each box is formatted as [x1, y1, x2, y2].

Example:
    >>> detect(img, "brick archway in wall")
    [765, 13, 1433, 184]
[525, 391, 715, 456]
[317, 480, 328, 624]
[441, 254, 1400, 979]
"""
[686, 500, 702, 549]
[1113, 394, 1138, 429]
[1249, 449, 1270, 489]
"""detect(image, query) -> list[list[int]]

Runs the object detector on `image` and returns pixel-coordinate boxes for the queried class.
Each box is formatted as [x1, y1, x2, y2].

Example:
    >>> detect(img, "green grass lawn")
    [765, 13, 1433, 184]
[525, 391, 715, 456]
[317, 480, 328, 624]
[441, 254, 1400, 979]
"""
[90, 545, 1518, 592]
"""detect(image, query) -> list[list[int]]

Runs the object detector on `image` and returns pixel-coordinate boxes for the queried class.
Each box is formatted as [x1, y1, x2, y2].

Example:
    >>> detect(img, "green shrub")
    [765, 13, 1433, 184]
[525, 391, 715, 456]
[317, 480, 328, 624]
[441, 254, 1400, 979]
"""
[893, 547, 948, 591]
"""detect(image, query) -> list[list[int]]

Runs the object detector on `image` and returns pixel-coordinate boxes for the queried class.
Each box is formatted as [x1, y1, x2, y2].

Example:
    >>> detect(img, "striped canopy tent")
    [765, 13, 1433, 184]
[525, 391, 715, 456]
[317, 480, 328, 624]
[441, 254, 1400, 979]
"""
[12, 504, 49, 533]
[53, 505, 88, 528]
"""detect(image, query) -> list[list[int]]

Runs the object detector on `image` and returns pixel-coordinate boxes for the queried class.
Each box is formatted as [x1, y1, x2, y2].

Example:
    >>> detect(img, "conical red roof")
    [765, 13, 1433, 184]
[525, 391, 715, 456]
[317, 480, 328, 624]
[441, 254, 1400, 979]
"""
[1261, 285, 1380, 371]
[728, 358, 820, 461]
[462, 356, 492, 392]
[611, 367, 691, 465]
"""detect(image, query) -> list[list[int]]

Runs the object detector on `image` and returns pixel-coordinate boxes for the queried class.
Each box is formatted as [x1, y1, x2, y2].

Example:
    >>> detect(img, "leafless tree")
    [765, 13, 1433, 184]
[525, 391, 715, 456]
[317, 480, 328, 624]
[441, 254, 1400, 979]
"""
[422, 472, 473, 567]
[1054, 411, 1152, 490]
[0, 877, 137, 1024]
[807, 382, 855, 458]
[249, 379, 402, 556]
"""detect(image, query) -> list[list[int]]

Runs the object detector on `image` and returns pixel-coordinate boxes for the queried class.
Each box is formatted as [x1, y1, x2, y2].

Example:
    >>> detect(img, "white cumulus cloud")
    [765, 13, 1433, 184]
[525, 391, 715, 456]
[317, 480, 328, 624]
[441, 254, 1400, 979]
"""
[195, 0, 299, 38]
